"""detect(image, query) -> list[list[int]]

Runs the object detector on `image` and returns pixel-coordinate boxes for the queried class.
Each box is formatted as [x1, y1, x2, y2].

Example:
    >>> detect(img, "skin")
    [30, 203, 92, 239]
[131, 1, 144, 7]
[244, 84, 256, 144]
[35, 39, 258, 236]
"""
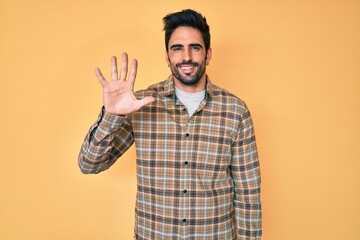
[166, 26, 212, 93]
[95, 26, 211, 115]
[95, 53, 155, 115]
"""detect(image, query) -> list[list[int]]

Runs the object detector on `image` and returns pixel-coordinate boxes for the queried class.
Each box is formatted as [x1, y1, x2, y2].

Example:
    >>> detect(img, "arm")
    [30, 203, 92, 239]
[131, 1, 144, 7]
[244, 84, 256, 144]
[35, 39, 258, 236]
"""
[78, 108, 134, 174]
[231, 107, 262, 239]
[78, 53, 155, 174]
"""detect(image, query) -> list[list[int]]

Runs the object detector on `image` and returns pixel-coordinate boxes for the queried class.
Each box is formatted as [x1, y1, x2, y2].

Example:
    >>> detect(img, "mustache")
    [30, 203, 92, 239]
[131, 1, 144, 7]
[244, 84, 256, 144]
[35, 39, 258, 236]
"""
[175, 61, 199, 68]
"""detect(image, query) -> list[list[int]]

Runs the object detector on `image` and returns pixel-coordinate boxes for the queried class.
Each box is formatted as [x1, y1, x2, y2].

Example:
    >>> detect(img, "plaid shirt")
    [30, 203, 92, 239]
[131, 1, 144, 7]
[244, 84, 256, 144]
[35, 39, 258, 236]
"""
[78, 77, 262, 239]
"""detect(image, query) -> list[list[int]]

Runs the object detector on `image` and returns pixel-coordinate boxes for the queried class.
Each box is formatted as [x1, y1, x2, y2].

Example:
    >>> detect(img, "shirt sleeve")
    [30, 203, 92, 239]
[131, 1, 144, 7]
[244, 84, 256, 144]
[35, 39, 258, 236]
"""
[231, 106, 262, 239]
[78, 107, 135, 174]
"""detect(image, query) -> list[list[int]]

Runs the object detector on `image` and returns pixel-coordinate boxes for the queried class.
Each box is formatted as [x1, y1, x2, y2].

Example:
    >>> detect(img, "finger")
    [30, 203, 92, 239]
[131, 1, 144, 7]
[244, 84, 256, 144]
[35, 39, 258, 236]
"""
[128, 59, 138, 83]
[95, 68, 108, 87]
[111, 56, 118, 82]
[119, 52, 128, 81]
[136, 96, 156, 109]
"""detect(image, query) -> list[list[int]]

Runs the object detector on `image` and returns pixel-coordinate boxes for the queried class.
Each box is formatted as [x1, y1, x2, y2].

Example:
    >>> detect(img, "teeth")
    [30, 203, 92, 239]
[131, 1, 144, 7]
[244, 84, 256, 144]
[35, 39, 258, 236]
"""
[182, 66, 192, 70]
[180, 65, 194, 70]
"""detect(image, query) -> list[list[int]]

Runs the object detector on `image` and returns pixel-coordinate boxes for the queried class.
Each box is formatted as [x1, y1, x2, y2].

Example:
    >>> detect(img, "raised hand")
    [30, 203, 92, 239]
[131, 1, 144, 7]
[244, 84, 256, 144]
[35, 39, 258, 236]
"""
[95, 53, 155, 115]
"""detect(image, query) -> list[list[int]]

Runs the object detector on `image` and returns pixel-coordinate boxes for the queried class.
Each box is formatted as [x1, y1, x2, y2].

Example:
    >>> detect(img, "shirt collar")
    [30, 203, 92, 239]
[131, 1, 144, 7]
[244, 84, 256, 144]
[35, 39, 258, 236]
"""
[161, 75, 215, 101]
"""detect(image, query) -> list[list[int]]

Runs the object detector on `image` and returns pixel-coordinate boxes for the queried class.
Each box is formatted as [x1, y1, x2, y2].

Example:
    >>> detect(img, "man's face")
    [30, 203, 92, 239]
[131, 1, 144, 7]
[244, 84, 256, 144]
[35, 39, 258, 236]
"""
[166, 26, 212, 87]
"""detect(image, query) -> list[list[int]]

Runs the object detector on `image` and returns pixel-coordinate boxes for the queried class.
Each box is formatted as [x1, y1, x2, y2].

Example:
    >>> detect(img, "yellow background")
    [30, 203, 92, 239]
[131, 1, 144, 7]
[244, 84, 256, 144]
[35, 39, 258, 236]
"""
[1, 0, 359, 239]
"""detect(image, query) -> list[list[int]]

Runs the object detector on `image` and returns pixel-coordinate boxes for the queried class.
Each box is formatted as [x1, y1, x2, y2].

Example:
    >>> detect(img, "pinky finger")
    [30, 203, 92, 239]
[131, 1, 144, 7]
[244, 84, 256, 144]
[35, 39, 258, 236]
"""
[95, 68, 108, 87]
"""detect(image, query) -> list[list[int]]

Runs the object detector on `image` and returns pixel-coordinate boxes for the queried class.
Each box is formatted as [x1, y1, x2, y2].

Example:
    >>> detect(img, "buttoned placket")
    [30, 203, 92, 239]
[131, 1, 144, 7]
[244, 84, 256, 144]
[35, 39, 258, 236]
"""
[175, 96, 208, 239]
[173, 99, 190, 237]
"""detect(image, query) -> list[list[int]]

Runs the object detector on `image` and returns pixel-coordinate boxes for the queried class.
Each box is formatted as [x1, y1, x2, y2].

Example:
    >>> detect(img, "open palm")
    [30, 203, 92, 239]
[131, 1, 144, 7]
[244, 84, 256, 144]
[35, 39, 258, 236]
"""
[95, 53, 155, 115]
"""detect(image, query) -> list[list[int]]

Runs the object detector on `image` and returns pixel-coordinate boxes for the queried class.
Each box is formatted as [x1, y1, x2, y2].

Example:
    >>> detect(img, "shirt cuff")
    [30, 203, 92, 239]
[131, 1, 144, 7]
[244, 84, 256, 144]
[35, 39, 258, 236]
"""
[97, 107, 128, 132]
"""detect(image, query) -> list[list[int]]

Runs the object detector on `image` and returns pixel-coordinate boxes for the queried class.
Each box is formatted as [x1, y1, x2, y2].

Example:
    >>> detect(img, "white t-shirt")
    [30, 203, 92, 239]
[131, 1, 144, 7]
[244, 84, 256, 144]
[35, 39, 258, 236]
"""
[175, 86, 206, 117]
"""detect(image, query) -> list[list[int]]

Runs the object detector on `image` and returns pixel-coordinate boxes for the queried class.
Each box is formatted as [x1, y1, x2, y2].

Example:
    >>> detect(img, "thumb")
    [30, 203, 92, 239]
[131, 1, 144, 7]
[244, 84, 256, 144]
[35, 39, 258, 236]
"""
[136, 96, 156, 109]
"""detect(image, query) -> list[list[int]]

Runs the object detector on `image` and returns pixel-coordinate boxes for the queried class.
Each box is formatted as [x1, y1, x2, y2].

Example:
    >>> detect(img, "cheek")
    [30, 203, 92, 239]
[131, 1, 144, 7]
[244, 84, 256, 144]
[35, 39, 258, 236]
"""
[168, 55, 181, 65]
[193, 52, 207, 61]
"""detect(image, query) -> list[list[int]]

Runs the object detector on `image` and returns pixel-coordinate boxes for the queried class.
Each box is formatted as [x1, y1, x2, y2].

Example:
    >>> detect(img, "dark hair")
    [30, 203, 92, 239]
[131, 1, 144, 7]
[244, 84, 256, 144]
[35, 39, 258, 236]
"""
[163, 9, 211, 52]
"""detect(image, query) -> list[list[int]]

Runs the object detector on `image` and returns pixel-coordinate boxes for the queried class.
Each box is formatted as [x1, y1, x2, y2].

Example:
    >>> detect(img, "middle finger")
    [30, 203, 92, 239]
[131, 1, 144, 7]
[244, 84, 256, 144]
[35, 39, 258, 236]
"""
[119, 52, 128, 81]
[111, 56, 118, 82]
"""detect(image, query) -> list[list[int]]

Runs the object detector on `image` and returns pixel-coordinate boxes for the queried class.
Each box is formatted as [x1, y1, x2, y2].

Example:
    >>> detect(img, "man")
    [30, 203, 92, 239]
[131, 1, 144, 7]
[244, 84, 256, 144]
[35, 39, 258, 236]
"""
[79, 9, 262, 239]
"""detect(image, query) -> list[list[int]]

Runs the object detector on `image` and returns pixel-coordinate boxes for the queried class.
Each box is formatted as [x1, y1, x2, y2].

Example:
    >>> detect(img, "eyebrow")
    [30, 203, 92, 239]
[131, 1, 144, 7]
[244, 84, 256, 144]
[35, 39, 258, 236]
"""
[170, 44, 183, 50]
[189, 43, 203, 48]
[169, 43, 204, 50]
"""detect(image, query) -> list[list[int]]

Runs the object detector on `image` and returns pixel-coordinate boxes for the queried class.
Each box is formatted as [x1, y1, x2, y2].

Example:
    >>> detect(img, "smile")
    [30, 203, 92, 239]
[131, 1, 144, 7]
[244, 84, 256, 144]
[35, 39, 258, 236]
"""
[180, 65, 196, 71]
[180, 65, 195, 70]
[179, 65, 197, 75]
[176, 62, 199, 75]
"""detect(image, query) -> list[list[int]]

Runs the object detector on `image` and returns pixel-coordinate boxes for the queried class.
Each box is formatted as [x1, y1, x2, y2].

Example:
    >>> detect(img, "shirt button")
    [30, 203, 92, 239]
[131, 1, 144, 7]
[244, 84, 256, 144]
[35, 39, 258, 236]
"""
[182, 219, 187, 223]
[183, 189, 187, 193]
[184, 161, 188, 165]
[186, 133, 190, 137]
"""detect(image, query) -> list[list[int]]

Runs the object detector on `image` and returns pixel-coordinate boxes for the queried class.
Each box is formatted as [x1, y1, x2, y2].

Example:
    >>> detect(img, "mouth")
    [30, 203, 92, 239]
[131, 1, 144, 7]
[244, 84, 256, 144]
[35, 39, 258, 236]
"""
[176, 62, 199, 75]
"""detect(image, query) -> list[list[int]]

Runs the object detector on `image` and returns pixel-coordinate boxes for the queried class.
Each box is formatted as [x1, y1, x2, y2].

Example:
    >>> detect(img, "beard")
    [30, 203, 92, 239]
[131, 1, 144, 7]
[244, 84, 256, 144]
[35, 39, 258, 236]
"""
[169, 59, 206, 86]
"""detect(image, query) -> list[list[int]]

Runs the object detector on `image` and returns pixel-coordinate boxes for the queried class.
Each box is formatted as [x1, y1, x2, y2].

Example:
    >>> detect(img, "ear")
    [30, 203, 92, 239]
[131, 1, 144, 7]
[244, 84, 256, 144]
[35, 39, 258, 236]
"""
[206, 47, 212, 65]
[165, 49, 170, 66]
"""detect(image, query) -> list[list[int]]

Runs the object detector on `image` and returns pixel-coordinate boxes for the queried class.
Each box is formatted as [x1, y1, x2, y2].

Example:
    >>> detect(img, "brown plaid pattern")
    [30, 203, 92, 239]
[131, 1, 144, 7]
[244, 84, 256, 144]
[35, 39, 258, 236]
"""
[79, 77, 262, 239]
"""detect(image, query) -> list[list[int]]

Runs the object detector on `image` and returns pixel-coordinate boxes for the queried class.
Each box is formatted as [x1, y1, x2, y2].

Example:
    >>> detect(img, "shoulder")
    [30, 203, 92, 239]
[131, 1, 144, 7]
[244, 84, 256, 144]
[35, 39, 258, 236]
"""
[209, 82, 250, 115]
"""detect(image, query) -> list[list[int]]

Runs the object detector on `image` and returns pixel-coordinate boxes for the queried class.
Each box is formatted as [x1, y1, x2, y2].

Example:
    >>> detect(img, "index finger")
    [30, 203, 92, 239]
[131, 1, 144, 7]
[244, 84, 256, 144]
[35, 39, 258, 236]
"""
[128, 59, 138, 83]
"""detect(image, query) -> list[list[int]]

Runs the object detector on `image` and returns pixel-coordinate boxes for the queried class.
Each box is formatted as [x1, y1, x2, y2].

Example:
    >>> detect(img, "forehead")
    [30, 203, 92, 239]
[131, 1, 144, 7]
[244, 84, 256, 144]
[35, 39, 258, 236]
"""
[168, 26, 205, 46]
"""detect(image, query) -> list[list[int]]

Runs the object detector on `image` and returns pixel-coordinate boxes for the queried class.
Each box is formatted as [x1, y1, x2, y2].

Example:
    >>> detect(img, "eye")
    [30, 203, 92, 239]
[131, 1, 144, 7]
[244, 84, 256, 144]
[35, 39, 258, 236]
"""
[171, 46, 182, 52]
[191, 46, 201, 51]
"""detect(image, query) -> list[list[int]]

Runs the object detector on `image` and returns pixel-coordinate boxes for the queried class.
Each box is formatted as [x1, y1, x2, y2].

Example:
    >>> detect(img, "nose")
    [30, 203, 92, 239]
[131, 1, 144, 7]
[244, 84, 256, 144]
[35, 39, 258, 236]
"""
[182, 48, 192, 62]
